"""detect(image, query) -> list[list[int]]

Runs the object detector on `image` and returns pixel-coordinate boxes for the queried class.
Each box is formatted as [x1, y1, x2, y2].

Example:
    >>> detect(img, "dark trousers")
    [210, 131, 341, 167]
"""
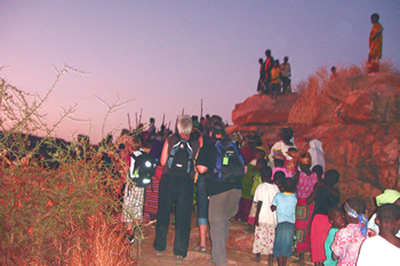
[153, 173, 194, 257]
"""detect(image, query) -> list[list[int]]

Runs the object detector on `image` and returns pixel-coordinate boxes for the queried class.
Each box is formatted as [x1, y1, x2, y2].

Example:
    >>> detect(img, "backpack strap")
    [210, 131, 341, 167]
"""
[230, 142, 245, 167]
[214, 140, 223, 179]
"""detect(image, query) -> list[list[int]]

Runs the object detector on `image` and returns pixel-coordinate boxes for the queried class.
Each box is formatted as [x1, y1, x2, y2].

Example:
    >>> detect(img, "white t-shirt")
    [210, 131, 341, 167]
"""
[357, 235, 400, 266]
[253, 182, 280, 226]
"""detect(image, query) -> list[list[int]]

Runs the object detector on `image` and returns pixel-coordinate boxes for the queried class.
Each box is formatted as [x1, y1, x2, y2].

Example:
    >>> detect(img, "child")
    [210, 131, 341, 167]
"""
[270, 59, 281, 100]
[331, 197, 367, 265]
[247, 158, 268, 230]
[271, 178, 298, 266]
[308, 169, 340, 265]
[251, 166, 280, 264]
[323, 207, 346, 266]
[121, 136, 146, 243]
[357, 204, 400, 265]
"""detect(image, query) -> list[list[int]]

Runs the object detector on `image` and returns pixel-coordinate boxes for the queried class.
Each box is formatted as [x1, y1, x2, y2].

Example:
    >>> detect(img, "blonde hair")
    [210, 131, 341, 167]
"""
[177, 115, 193, 135]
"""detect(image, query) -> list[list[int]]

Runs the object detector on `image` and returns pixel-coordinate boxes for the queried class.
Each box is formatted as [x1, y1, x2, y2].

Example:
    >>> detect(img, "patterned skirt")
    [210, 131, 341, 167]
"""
[252, 224, 276, 255]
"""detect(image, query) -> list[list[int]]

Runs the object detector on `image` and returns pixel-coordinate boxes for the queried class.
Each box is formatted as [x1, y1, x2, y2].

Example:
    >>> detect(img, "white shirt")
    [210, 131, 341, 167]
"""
[253, 182, 280, 226]
[357, 235, 400, 266]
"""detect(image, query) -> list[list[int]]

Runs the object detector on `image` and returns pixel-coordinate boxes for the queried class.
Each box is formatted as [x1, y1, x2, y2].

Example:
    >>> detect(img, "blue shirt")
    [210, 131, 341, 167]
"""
[272, 192, 297, 224]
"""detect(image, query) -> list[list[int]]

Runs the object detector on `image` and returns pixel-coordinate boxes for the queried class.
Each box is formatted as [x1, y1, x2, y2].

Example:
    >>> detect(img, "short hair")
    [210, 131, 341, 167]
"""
[127, 135, 142, 151]
[274, 158, 285, 167]
[325, 169, 340, 186]
[328, 206, 342, 220]
[284, 178, 297, 193]
[284, 56, 289, 61]
[377, 203, 400, 223]
[258, 58, 264, 63]
[210, 120, 226, 136]
[274, 171, 286, 182]
[260, 166, 272, 179]
[312, 165, 323, 177]
[371, 13, 379, 21]
[274, 59, 280, 65]
[347, 197, 367, 214]
[177, 115, 193, 135]
[265, 49, 271, 56]
[282, 127, 294, 141]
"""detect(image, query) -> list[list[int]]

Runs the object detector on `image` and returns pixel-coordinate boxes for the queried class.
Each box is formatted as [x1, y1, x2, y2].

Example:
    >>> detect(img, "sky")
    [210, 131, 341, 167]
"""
[1, 1, 399, 144]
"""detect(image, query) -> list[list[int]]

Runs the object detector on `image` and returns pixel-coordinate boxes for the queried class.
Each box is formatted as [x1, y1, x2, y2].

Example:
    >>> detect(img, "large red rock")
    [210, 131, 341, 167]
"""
[228, 71, 400, 211]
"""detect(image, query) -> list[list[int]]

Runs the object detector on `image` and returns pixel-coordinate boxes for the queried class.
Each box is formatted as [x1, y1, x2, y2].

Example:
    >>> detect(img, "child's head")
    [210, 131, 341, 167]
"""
[324, 169, 340, 187]
[274, 171, 286, 191]
[258, 58, 264, 64]
[255, 158, 268, 171]
[312, 165, 323, 180]
[328, 207, 346, 229]
[344, 197, 368, 236]
[284, 56, 289, 63]
[376, 203, 400, 236]
[274, 59, 279, 67]
[283, 178, 296, 193]
[260, 166, 273, 184]
[254, 146, 267, 160]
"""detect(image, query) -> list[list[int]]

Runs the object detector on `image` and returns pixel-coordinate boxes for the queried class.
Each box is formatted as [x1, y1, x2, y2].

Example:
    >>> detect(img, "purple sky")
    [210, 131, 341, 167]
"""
[1, 1, 399, 143]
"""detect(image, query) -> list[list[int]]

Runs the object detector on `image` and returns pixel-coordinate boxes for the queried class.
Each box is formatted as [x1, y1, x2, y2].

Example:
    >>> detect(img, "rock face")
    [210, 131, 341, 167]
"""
[228, 72, 400, 211]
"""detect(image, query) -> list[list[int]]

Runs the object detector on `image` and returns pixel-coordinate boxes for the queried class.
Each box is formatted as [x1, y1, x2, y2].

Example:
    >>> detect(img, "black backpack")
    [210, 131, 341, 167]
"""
[129, 150, 157, 187]
[167, 137, 193, 175]
[213, 140, 245, 183]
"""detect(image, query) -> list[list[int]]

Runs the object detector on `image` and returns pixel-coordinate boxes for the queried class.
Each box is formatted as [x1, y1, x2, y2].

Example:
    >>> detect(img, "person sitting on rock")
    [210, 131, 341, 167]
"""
[268, 127, 296, 167]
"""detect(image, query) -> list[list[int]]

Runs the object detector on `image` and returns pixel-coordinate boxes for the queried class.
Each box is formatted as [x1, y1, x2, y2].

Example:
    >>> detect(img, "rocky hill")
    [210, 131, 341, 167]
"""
[227, 71, 400, 211]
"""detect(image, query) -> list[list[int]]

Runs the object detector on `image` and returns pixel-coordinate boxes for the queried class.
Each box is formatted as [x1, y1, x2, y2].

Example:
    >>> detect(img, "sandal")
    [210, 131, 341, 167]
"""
[192, 243, 207, 253]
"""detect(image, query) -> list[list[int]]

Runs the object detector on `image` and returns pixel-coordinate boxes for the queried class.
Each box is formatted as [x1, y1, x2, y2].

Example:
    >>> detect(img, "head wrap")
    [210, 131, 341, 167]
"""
[272, 149, 286, 161]
[298, 152, 311, 165]
[375, 189, 400, 207]
[344, 202, 368, 237]
[255, 146, 268, 159]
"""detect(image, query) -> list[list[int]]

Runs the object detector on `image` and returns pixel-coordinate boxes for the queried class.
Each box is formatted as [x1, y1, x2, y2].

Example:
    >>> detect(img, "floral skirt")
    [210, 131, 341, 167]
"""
[252, 224, 276, 255]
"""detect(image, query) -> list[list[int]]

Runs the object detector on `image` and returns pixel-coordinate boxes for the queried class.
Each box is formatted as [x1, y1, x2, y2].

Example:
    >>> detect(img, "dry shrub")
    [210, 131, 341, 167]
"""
[67, 219, 134, 266]
[288, 61, 398, 126]
[0, 70, 138, 265]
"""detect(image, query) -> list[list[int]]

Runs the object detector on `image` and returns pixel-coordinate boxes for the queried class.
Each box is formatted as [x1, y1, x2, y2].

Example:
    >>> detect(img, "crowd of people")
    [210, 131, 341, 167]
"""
[54, 114, 397, 266]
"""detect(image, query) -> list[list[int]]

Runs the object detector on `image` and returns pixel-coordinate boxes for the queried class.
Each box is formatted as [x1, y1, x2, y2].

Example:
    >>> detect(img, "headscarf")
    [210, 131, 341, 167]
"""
[375, 189, 400, 207]
[255, 146, 268, 159]
[272, 149, 286, 161]
[344, 202, 368, 237]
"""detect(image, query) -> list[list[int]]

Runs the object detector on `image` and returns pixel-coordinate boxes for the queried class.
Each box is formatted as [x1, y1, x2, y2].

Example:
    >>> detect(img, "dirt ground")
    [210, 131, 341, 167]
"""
[135, 214, 312, 266]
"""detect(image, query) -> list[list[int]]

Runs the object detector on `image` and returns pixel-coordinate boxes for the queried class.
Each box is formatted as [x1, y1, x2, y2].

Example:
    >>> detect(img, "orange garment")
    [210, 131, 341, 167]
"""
[368, 22, 383, 73]
[270, 67, 281, 84]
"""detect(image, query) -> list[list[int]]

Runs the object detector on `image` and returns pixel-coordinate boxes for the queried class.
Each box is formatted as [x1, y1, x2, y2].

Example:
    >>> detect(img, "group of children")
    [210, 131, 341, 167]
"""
[238, 137, 400, 266]
[249, 162, 400, 265]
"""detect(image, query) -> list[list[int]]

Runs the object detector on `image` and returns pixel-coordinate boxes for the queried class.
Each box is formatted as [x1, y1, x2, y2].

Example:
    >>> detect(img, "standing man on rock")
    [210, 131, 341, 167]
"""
[368, 13, 383, 74]
[263, 49, 274, 95]
[196, 121, 246, 266]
